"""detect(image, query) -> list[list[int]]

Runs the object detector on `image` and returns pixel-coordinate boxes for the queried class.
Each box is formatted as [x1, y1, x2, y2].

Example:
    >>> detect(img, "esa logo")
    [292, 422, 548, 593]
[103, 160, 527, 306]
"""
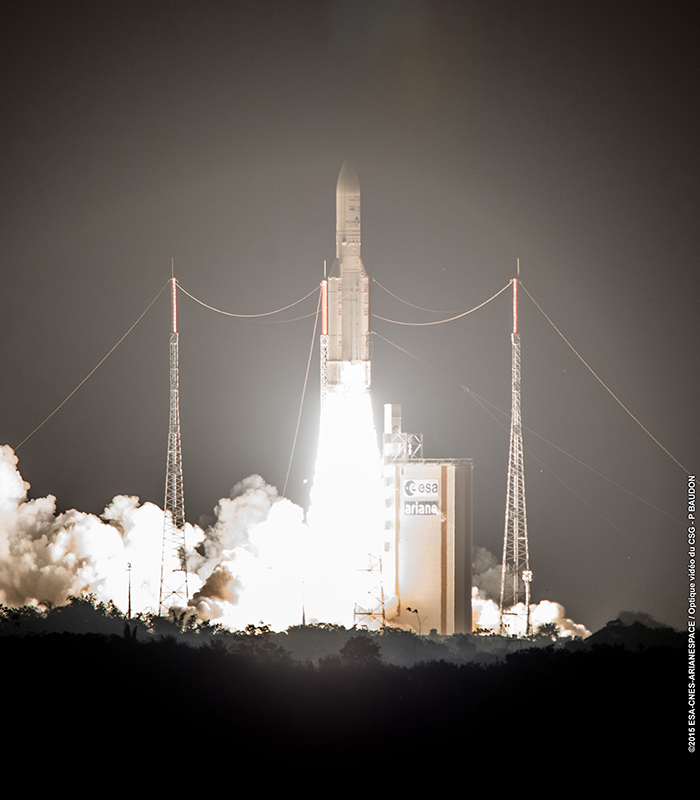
[404, 479, 439, 499]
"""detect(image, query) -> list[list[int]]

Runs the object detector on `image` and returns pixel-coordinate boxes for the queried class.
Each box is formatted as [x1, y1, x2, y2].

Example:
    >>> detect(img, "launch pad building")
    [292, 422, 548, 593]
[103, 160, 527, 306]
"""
[383, 405, 473, 635]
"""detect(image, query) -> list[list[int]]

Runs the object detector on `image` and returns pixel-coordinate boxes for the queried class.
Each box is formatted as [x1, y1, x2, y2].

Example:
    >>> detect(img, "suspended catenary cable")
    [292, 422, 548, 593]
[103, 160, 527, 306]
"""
[470, 386, 675, 570]
[520, 283, 688, 473]
[251, 309, 319, 324]
[283, 289, 321, 496]
[372, 330, 681, 524]
[177, 281, 319, 318]
[372, 281, 511, 325]
[14, 280, 319, 452]
[15, 281, 170, 450]
[372, 277, 464, 313]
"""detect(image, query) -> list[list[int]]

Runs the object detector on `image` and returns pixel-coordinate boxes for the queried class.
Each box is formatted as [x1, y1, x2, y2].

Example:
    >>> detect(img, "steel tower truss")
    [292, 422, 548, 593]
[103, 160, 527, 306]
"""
[353, 554, 386, 630]
[320, 332, 329, 416]
[499, 279, 532, 636]
[320, 278, 329, 417]
[159, 278, 188, 615]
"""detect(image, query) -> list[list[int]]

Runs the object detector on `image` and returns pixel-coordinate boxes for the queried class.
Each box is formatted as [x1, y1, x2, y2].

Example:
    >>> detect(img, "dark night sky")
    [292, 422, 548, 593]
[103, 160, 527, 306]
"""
[1, 0, 697, 632]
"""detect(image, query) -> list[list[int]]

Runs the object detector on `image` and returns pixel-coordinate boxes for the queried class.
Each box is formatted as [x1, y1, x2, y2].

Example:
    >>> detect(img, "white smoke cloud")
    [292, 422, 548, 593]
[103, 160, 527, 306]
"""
[187, 474, 282, 582]
[530, 599, 591, 638]
[0, 445, 196, 614]
[472, 588, 502, 632]
[0, 445, 591, 639]
[0, 446, 314, 629]
[471, 556, 591, 639]
[471, 542, 591, 638]
[472, 545, 503, 600]
[187, 474, 309, 630]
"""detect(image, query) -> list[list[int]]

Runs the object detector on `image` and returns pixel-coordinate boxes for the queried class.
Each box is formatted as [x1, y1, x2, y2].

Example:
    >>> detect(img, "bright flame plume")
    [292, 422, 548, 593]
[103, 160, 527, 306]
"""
[306, 364, 385, 627]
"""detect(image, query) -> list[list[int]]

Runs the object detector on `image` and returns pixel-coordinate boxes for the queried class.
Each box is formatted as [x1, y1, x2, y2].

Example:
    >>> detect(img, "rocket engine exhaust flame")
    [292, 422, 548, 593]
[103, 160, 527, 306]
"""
[306, 368, 385, 627]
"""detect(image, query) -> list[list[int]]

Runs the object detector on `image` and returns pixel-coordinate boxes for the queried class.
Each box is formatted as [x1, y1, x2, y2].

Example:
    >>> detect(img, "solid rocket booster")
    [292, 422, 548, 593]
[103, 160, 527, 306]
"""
[326, 161, 371, 388]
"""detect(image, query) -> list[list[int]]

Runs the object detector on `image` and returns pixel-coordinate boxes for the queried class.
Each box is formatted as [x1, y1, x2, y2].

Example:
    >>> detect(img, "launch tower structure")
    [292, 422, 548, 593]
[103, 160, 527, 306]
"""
[159, 271, 188, 615]
[320, 269, 329, 416]
[383, 405, 473, 635]
[499, 266, 532, 636]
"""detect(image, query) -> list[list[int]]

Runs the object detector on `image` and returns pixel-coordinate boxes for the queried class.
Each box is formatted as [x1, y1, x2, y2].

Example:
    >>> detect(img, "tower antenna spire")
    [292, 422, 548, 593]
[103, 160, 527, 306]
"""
[499, 259, 532, 636]
[159, 259, 188, 615]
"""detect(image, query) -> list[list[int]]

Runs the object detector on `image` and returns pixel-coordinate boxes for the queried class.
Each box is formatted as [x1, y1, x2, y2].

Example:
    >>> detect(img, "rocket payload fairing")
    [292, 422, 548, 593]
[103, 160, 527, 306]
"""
[324, 161, 371, 390]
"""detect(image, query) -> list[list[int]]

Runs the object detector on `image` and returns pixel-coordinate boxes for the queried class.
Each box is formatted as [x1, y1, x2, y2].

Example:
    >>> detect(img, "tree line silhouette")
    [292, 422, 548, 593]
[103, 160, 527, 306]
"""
[1, 597, 684, 760]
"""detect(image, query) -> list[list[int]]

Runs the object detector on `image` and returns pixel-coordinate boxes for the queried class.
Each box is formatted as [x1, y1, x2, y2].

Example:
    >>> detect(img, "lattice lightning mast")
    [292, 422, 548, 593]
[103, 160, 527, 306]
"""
[499, 261, 533, 636]
[159, 266, 188, 615]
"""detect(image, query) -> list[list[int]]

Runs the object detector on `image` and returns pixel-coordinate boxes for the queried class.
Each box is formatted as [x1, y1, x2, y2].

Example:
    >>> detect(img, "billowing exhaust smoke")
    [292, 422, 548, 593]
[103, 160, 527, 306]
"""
[0, 444, 589, 638]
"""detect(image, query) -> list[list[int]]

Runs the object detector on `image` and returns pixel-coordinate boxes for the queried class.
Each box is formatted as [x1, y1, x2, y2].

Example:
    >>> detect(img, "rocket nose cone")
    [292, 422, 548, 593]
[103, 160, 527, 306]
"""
[337, 160, 360, 194]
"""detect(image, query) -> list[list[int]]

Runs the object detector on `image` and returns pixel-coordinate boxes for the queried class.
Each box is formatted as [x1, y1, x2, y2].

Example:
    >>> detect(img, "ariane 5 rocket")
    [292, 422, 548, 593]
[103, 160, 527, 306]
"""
[322, 161, 371, 391]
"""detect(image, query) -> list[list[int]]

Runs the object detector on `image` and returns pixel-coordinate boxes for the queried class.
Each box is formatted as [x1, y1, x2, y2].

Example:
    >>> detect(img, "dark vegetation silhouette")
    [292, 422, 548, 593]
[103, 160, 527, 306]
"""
[0, 598, 683, 759]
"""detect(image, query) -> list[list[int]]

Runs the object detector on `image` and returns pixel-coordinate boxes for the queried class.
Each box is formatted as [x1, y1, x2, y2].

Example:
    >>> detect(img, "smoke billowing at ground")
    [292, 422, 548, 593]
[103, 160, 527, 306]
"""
[0, 368, 392, 632]
[470, 545, 590, 637]
[0, 443, 590, 637]
[0, 444, 171, 614]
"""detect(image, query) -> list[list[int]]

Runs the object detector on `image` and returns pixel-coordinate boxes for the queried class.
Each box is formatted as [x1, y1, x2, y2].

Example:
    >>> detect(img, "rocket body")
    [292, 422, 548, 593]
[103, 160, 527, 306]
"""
[326, 161, 371, 389]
